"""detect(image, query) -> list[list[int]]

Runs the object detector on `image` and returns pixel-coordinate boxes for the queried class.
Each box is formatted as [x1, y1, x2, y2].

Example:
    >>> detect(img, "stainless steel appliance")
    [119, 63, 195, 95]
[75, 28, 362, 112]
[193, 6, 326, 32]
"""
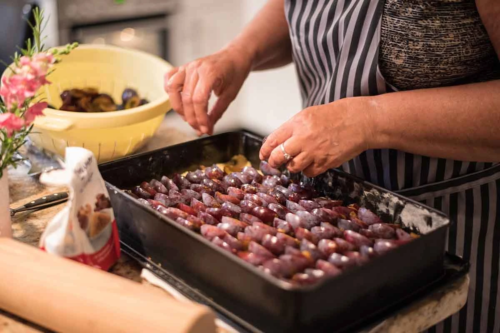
[40, 0, 178, 60]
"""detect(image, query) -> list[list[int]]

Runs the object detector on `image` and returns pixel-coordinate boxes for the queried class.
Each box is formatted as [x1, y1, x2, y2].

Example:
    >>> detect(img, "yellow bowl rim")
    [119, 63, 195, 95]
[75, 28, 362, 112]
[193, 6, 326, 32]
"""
[1, 44, 173, 120]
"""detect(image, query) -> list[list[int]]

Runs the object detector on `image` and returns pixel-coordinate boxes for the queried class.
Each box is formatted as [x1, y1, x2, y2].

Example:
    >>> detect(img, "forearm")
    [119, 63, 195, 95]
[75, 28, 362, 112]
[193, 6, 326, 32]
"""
[368, 80, 500, 162]
[225, 0, 292, 71]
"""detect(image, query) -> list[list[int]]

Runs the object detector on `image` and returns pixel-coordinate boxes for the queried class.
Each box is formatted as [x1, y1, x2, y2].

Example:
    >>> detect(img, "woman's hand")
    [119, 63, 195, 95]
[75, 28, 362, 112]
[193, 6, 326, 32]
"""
[164, 45, 253, 136]
[259, 97, 378, 177]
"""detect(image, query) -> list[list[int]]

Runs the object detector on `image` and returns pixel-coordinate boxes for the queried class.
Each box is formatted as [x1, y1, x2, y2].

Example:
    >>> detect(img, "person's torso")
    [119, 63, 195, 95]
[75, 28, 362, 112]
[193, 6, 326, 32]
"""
[285, 0, 500, 191]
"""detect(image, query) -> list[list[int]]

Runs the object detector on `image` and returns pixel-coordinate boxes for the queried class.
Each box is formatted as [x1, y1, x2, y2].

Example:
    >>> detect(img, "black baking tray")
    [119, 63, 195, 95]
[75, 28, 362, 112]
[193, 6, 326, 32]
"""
[120, 242, 469, 333]
[99, 130, 454, 333]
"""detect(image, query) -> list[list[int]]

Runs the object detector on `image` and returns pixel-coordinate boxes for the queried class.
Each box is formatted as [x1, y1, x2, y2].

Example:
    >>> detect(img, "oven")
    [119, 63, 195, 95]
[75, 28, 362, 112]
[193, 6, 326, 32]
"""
[39, 0, 178, 61]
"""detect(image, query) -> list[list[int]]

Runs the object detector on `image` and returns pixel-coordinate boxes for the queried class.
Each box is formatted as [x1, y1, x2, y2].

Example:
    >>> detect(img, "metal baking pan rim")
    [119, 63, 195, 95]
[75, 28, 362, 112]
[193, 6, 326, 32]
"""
[122, 240, 468, 333]
[101, 128, 451, 224]
[107, 181, 447, 293]
[99, 129, 264, 170]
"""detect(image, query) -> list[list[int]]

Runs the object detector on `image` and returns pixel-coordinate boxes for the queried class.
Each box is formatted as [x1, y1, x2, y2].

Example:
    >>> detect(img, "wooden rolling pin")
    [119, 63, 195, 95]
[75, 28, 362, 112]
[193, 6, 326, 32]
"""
[0, 238, 217, 333]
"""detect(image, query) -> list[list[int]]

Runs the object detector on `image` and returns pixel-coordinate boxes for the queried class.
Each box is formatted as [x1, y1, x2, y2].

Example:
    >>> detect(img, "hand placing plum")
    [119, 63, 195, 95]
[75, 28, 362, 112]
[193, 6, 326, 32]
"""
[259, 98, 377, 177]
[130, 156, 417, 286]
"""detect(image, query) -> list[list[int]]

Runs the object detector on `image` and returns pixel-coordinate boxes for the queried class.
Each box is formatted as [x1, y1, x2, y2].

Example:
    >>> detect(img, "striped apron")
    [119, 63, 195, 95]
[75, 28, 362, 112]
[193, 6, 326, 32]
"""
[284, 0, 500, 332]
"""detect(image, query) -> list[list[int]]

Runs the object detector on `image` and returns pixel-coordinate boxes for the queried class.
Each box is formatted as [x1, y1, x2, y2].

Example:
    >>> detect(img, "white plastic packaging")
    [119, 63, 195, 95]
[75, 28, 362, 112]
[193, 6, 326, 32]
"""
[39, 147, 120, 270]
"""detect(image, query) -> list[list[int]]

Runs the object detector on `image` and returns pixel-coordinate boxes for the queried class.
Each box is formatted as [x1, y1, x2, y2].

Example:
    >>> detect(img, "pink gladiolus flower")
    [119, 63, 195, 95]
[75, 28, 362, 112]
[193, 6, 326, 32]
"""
[24, 102, 47, 125]
[0, 76, 27, 110]
[18, 53, 54, 79]
[0, 113, 24, 137]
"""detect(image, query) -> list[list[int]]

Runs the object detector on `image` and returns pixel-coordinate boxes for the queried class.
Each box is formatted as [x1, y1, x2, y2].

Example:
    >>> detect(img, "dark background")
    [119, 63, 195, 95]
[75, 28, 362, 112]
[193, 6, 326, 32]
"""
[0, 0, 37, 72]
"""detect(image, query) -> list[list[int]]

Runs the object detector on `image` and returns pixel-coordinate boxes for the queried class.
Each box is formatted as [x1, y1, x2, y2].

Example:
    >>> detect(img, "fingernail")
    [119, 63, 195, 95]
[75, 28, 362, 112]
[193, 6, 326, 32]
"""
[196, 130, 202, 136]
[200, 126, 208, 134]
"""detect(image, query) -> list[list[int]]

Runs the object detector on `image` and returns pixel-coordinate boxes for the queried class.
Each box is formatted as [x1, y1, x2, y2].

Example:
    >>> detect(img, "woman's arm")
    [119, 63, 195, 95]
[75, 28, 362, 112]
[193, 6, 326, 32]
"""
[230, 0, 292, 70]
[260, 3, 500, 176]
[370, 80, 500, 162]
[165, 0, 291, 135]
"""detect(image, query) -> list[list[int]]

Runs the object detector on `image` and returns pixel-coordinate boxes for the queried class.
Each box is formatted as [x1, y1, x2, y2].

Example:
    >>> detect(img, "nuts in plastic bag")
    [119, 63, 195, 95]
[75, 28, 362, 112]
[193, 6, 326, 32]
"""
[39, 147, 120, 270]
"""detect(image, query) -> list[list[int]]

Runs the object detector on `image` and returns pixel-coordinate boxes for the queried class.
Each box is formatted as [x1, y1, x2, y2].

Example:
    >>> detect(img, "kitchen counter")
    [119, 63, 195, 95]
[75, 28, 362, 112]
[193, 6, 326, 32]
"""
[1, 113, 469, 333]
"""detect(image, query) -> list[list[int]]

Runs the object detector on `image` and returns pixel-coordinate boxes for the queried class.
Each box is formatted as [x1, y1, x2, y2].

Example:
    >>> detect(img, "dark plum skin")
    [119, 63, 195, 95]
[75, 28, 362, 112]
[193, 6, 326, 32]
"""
[261, 234, 286, 255]
[190, 184, 214, 196]
[191, 198, 207, 213]
[295, 228, 320, 245]
[260, 161, 281, 176]
[134, 161, 415, 286]
[333, 237, 357, 252]
[227, 187, 245, 200]
[273, 218, 294, 235]
[148, 200, 166, 210]
[267, 203, 289, 220]
[249, 241, 275, 259]
[338, 219, 361, 232]
[267, 188, 287, 205]
[262, 259, 296, 278]
[212, 237, 236, 254]
[242, 166, 263, 183]
[369, 223, 396, 239]
[299, 200, 321, 211]
[177, 203, 197, 216]
[239, 213, 262, 224]
[217, 217, 248, 236]
[205, 165, 224, 180]
[161, 176, 179, 191]
[344, 230, 373, 247]
[316, 260, 342, 276]
[358, 207, 382, 225]
[203, 179, 225, 193]
[223, 174, 243, 188]
[181, 189, 201, 201]
[201, 225, 227, 241]
[198, 211, 219, 225]
[240, 200, 260, 214]
[292, 269, 325, 285]
[133, 186, 153, 200]
[300, 239, 324, 261]
[238, 251, 269, 266]
[318, 239, 338, 257]
[244, 194, 265, 206]
[186, 170, 207, 184]
[222, 201, 242, 215]
[251, 206, 278, 224]
[286, 200, 306, 213]
[202, 193, 221, 208]
[263, 175, 282, 188]
[172, 174, 191, 189]
[241, 184, 258, 194]
[257, 192, 279, 206]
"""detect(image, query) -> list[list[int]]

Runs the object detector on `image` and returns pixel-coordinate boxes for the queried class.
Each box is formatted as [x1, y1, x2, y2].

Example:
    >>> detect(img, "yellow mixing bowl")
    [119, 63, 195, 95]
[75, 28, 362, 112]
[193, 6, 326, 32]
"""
[3, 45, 173, 162]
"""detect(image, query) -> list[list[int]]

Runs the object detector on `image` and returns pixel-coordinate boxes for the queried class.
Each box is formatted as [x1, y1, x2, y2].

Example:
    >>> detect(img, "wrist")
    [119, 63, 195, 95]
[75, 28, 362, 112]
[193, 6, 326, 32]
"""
[223, 41, 258, 70]
[353, 96, 392, 150]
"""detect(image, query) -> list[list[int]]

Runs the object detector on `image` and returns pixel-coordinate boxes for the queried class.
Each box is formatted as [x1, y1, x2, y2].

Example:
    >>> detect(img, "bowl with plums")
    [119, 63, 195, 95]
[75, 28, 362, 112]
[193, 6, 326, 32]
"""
[26, 45, 172, 162]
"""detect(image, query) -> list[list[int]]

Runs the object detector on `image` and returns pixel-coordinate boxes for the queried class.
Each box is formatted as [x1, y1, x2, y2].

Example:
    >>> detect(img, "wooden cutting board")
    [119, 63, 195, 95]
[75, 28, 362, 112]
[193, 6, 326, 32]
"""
[0, 238, 217, 333]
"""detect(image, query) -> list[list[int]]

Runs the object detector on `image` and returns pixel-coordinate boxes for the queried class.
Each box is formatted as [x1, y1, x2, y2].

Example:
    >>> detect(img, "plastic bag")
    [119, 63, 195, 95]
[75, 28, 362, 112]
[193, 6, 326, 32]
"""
[39, 147, 120, 270]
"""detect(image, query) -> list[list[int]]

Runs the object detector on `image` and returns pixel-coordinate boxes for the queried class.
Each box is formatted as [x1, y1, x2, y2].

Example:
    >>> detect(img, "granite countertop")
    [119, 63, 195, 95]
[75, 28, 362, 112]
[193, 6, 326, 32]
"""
[0, 114, 470, 333]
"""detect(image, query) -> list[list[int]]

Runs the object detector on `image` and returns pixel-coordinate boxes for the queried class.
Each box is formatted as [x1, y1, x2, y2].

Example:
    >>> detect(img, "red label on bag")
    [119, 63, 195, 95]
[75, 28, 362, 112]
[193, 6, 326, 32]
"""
[42, 221, 121, 270]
